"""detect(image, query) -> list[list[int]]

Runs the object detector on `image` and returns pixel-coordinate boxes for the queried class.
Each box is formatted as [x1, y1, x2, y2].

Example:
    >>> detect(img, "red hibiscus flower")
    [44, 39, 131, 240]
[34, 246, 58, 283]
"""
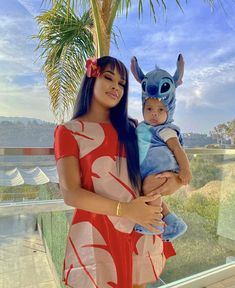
[86, 58, 101, 77]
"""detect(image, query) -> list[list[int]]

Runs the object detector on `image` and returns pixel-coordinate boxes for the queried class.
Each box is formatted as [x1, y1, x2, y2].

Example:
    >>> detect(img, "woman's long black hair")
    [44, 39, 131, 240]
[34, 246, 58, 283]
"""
[72, 56, 141, 192]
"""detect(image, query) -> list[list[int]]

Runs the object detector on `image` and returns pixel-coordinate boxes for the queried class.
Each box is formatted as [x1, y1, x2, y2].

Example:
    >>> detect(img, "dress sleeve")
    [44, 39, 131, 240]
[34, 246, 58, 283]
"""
[54, 125, 79, 161]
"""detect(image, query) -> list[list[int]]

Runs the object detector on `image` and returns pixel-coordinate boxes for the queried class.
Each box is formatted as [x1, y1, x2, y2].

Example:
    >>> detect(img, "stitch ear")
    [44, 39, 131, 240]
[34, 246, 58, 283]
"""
[130, 56, 145, 83]
[173, 54, 184, 87]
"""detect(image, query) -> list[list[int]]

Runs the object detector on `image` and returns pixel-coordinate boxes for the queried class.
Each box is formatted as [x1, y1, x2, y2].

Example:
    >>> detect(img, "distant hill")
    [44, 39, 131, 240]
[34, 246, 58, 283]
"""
[182, 132, 214, 148]
[0, 116, 52, 125]
[0, 116, 217, 148]
[0, 116, 56, 147]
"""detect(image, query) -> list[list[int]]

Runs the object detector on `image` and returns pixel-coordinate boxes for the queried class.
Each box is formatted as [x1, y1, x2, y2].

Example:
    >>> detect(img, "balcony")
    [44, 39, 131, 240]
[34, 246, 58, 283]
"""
[0, 148, 235, 288]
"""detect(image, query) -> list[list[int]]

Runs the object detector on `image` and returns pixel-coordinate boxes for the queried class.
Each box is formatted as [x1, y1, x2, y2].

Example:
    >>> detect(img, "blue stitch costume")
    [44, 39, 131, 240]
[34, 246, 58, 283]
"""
[131, 54, 188, 240]
[137, 122, 183, 179]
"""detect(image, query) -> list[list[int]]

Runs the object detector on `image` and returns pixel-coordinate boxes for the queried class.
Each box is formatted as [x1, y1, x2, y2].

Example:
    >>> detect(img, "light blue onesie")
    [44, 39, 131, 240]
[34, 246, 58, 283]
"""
[137, 122, 183, 179]
[131, 54, 188, 239]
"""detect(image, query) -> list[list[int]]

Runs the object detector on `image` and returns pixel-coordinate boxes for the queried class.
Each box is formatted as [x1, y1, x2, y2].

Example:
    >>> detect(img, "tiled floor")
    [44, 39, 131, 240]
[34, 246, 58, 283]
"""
[0, 217, 234, 288]
[0, 216, 57, 288]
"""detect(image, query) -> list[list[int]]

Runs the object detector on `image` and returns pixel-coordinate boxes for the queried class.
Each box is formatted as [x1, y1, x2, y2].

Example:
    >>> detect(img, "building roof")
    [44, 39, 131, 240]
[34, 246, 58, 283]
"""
[0, 166, 59, 186]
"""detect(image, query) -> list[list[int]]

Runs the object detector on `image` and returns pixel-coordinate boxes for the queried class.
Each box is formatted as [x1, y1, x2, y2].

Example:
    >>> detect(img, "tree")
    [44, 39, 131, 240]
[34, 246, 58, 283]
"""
[35, 0, 216, 121]
[35, 6, 94, 121]
[227, 119, 235, 145]
[210, 119, 235, 146]
[210, 123, 228, 146]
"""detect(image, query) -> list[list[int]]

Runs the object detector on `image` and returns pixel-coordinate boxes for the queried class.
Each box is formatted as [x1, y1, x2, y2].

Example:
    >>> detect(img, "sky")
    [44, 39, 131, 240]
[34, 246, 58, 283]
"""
[0, 0, 235, 134]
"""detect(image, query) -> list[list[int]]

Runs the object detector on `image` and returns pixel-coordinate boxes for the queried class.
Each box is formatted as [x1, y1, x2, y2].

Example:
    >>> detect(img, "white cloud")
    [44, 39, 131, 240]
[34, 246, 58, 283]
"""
[0, 14, 42, 76]
[128, 56, 235, 114]
[176, 59, 235, 108]
[17, 0, 43, 16]
[128, 97, 143, 122]
[129, 75, 142, 93]
[0, 80, 55, 122]
[0, 16, 18, 29]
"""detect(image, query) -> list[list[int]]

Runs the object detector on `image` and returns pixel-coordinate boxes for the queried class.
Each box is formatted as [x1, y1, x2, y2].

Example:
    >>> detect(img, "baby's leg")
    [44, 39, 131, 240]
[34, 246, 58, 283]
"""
[162, 200, 170, 218]
[142, 174, 166, 197]
[134, 176, 165, 235]
[147, 193, 162, 209]
[140, 174, 187, 239]
[142, 175, 165, 208]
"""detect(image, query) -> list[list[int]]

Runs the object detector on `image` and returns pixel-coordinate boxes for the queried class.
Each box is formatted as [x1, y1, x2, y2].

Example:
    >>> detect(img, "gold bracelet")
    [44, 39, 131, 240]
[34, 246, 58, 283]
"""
[116, 201, 121, 216]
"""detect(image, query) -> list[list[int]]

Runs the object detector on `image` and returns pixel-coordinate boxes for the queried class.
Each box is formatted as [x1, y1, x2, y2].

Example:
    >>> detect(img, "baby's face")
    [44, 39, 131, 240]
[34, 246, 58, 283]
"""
[143, 98, 167, 126]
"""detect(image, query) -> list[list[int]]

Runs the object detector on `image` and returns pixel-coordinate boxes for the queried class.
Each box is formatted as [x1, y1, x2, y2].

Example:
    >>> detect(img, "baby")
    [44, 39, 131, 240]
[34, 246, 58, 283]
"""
[131, 54, 192, 240]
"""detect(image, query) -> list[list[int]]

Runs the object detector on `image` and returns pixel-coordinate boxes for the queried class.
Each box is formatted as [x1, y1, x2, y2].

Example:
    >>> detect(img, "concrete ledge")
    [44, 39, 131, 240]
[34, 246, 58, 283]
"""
[161, 262, 235, 288]
[0, 199, 73, 216]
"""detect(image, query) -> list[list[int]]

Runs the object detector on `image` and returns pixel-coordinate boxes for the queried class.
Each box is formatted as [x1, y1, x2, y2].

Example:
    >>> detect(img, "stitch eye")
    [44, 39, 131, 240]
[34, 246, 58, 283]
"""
[160, 82, 170, 94]
[141, 80, 147, 92]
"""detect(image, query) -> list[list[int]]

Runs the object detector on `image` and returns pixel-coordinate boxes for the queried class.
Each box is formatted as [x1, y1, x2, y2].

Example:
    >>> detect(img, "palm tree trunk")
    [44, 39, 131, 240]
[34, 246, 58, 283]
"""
[90, 0, 120, 56]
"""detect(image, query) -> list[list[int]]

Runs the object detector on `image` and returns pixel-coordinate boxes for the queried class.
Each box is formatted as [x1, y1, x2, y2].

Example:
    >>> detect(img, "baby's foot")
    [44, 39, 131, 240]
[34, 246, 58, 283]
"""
[162, 213, 187, 241]
[134, 224, 164, 235]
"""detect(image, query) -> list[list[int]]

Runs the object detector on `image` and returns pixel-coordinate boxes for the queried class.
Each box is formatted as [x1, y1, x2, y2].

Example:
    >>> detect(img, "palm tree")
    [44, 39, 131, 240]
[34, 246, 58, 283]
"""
[35, 0, 216, 121]
[35, 5, 94, 121]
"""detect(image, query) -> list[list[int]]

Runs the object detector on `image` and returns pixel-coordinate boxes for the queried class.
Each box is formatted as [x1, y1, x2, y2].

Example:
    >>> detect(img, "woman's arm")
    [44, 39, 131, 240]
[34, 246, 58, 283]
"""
[57, 156, 164, 232]
[143, 172, 182, 197]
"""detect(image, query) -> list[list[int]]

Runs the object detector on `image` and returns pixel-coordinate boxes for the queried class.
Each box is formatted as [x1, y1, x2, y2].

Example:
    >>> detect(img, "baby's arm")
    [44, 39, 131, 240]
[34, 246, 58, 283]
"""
[166, 137, 192, 185]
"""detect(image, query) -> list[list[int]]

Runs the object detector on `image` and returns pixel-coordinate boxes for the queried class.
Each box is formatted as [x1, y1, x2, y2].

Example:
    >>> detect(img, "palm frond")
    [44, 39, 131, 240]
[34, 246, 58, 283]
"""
[42, 0, 90, 17]
[119, 0, 216, 21]
[34, 5, 94, 121]
[110, 25, 123, 51]
[118, 0, 176, 21]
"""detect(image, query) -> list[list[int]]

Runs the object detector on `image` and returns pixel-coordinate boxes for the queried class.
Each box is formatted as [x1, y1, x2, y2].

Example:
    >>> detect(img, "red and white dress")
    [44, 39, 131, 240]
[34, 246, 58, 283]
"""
[54, 120, 176, 288]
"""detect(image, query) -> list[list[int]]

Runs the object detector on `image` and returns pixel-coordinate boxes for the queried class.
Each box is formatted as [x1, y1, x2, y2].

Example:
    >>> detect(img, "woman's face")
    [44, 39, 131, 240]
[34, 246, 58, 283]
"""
[92, 65, 126, 109]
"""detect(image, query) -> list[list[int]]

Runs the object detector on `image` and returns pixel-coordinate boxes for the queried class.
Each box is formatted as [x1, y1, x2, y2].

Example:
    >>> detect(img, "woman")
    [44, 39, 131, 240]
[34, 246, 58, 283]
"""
[54, 56, 182, 288]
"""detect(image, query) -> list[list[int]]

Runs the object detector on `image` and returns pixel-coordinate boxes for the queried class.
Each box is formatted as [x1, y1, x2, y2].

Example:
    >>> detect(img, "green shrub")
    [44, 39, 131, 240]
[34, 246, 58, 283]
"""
[185, 193, 219, 221]
[164, 192, 185, 213]
[184, 192, 219, 236]
[190, 157, 221, 189]
[0, 185, 39, 201]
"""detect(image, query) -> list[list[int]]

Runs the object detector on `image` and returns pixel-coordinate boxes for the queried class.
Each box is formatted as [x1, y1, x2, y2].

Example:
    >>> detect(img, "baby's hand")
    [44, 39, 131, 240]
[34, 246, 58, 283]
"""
[178, 169, 192, 185]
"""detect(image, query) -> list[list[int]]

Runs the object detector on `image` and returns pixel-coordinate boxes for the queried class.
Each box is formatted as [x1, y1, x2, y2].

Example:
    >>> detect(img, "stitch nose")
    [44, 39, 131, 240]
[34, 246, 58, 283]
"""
[147, 85, 157, 96]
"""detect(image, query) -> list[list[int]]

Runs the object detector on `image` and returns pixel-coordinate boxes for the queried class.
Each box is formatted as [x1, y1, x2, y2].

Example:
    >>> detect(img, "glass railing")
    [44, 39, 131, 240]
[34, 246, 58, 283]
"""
[0, 148, 71, 288]
[0, 147, 235, 288]
[0, 148, 70, 216]
[156, 148, 235, 287]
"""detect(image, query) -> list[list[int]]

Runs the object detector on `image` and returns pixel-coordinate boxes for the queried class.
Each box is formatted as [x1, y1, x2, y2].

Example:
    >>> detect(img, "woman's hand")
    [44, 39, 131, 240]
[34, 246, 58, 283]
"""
[143, 172, 182, 197]
[122, 194, 164, 233]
